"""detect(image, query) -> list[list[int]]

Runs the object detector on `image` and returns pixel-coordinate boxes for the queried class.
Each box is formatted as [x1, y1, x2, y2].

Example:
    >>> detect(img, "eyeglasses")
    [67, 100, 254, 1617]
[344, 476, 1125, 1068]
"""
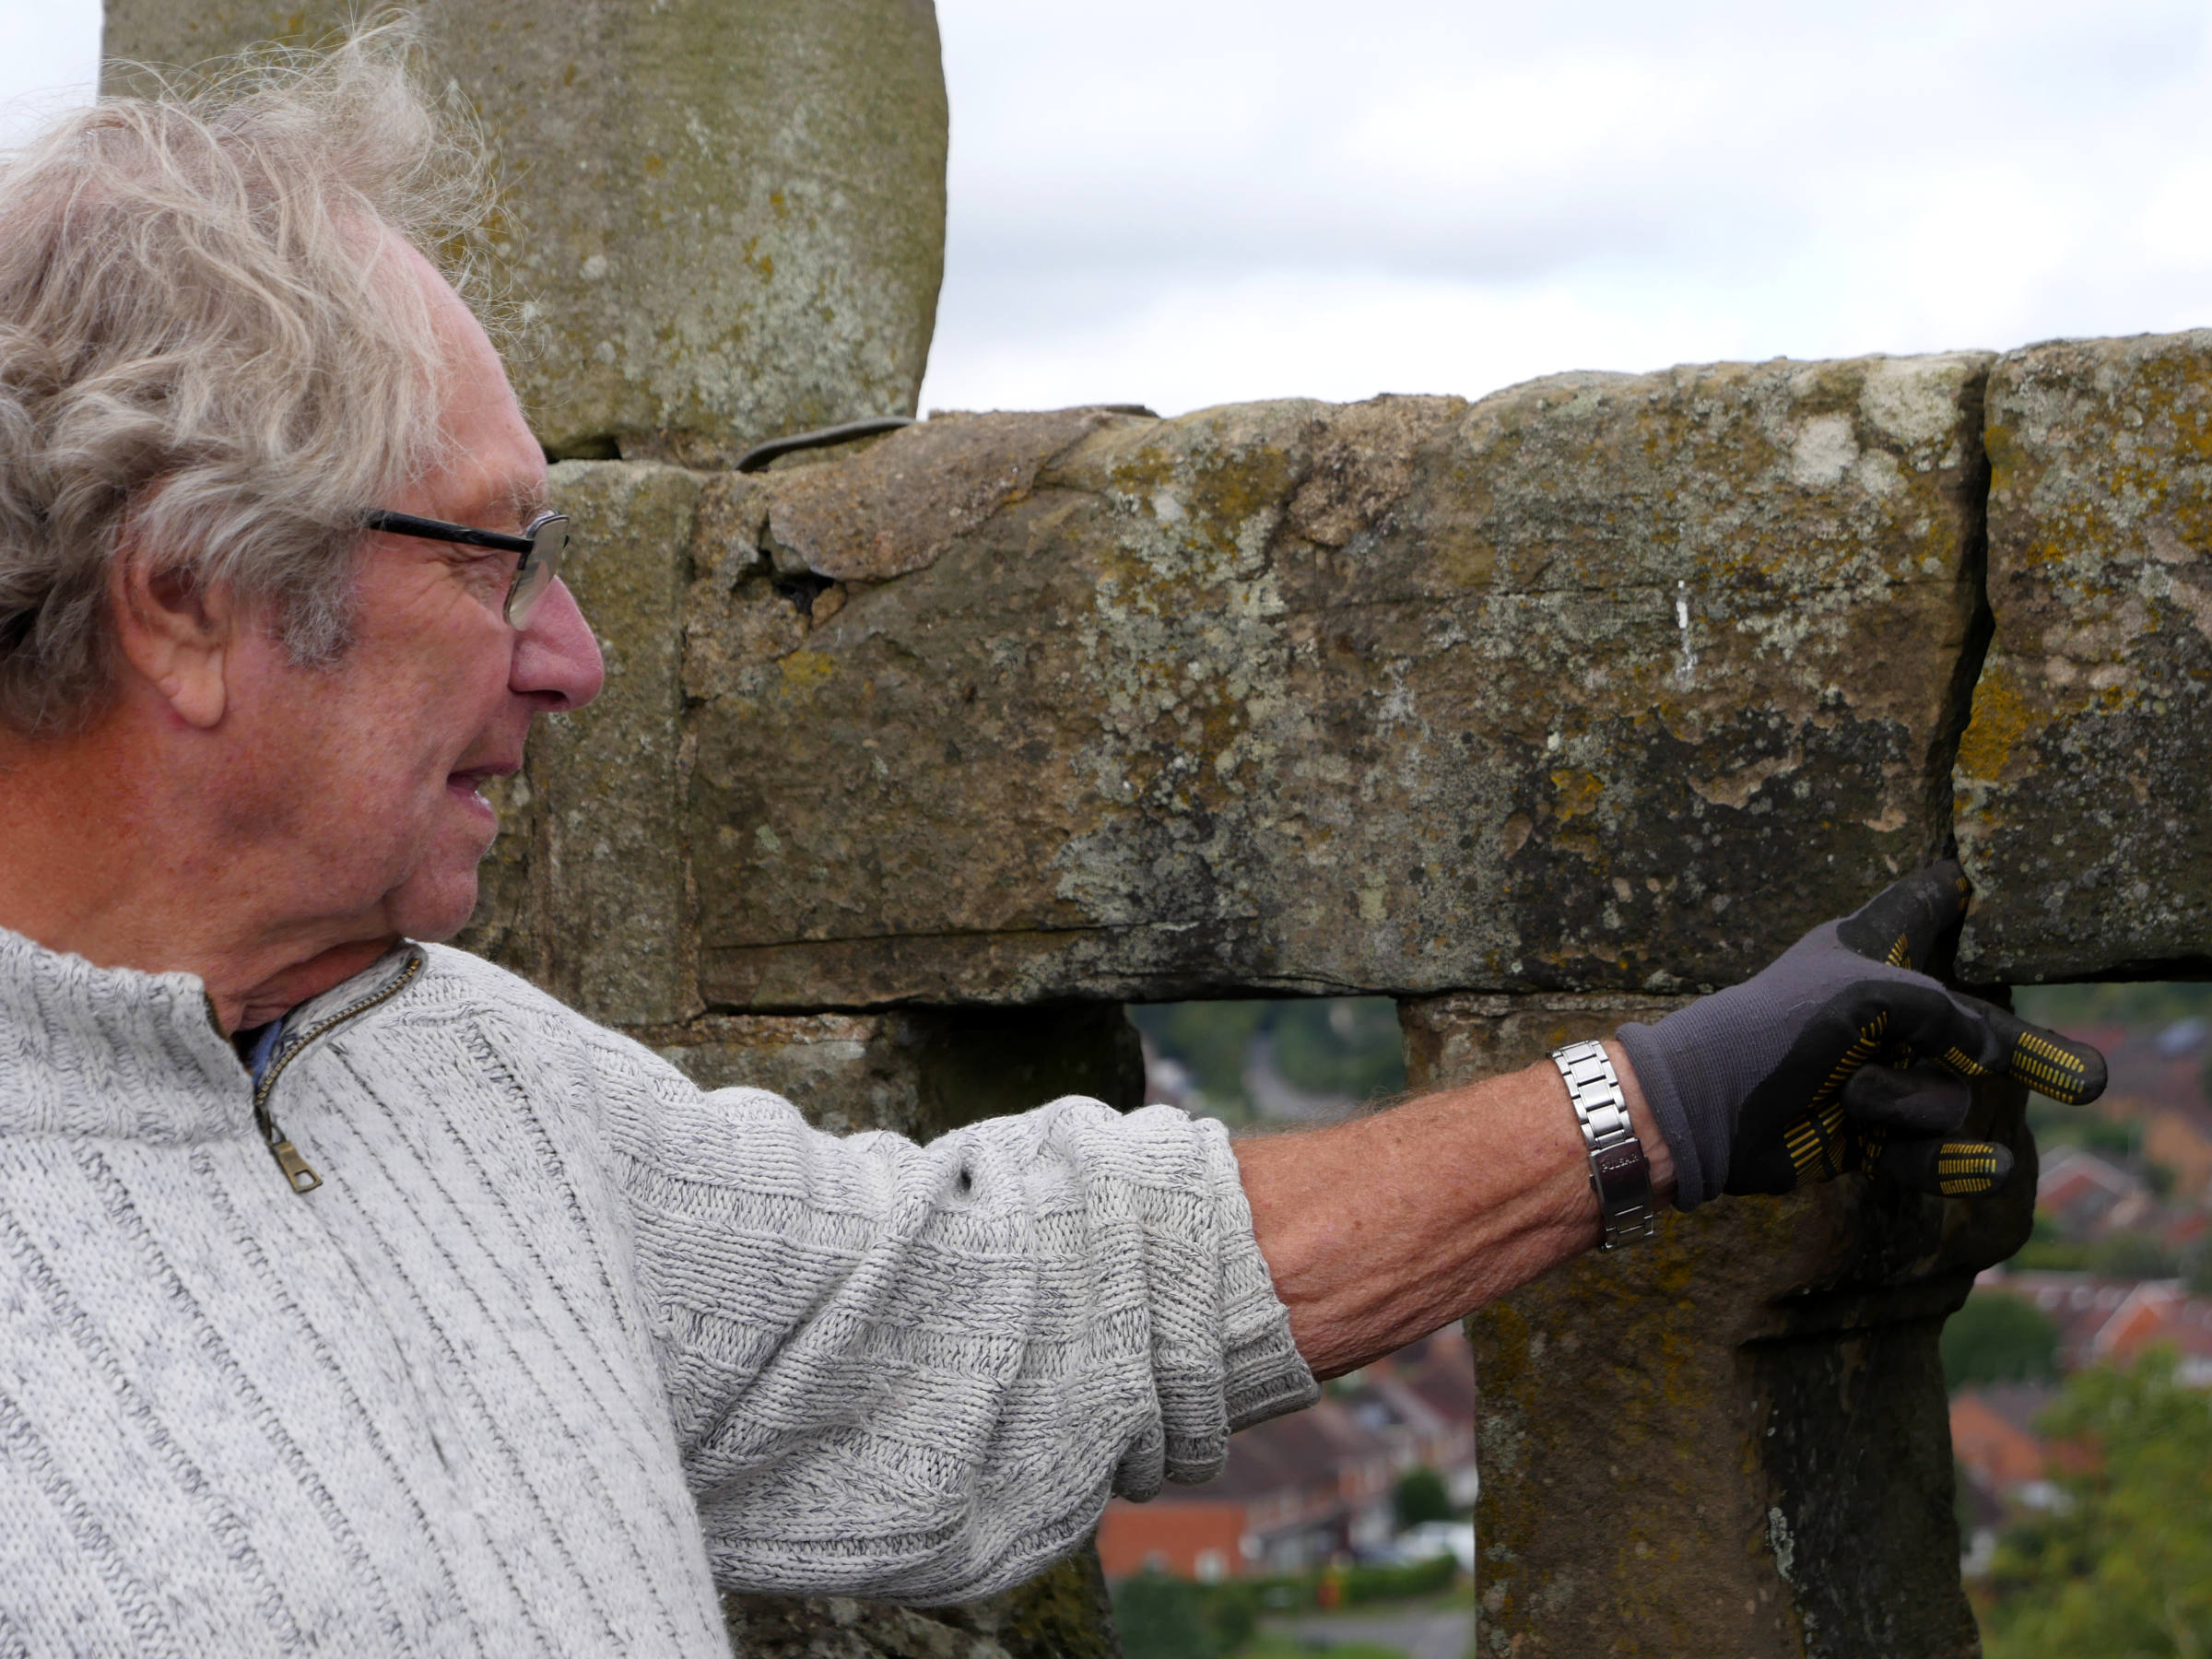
[359, 509, 571, 629]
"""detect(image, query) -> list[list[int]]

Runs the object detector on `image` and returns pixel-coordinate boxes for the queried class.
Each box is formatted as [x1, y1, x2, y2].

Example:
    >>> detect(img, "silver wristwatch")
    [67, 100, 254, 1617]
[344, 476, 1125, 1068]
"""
[1550, 1040, 1659, 1251]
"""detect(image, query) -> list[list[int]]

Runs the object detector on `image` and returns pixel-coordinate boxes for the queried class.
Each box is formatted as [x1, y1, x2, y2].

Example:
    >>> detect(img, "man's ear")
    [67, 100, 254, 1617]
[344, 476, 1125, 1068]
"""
[109, 544, 234, 730]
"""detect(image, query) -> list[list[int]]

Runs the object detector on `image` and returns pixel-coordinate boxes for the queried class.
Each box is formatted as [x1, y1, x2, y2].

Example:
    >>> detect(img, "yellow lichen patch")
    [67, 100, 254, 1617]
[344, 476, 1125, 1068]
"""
[1549, 769, 1604, 820]
[775, 650, 838, 699]
[1109, 430, 1303, 560]
[1952, 665, 2038, 783]
[1983, 419, 2021, 491]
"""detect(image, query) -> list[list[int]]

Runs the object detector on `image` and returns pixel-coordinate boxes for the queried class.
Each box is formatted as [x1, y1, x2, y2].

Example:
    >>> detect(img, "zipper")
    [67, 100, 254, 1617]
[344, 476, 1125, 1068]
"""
[252, 948, 427, 1194]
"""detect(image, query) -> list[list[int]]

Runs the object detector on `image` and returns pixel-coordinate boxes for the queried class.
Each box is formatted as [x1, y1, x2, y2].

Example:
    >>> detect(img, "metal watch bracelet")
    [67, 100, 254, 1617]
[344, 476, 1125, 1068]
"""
[1550, 1039, 1659, 1252]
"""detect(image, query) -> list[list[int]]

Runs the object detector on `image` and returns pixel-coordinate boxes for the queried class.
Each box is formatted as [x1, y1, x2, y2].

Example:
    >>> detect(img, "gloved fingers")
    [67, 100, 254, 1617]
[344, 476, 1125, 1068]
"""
[1869, 1134, 2015, 1198]
[1841, 1064, 1973, 1135]
[1972, 999, 2107, 1105]
[1869, 983, 2107, 1107]
[1909, 992, 2107, 1105]
[1834, 861, 1970, 972]
[1772, 1100, 1852, 1188]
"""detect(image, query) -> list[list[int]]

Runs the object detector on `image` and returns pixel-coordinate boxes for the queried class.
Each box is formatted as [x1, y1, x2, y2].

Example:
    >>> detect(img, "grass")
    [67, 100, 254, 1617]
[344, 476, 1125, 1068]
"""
[1236, 1638, 1409, 1659]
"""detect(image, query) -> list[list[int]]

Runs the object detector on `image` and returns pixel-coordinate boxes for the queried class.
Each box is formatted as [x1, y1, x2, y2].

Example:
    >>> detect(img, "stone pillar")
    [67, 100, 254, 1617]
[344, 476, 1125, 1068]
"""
[101, 0, 948, 464]
[1403, 994, 2032, 1658]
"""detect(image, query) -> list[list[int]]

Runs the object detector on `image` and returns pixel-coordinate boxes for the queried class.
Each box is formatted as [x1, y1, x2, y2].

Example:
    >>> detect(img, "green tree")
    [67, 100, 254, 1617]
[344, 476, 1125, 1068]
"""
[1268, 998, 1406, 1104]
[1128, 1002, 1270, 1120]
[2186, 1249, 2212, 1297]
[1112, 1571, 1217, 1659]
[1943, 1291, 2060, 1392]
[1981, 1351, 2212, 1658]
[1392, 1465, 1453, 1530]
[2085, 1234, 2181, 1279]
[2014, 983, 2212, 1030]
[1130, 997, 1408, 1122]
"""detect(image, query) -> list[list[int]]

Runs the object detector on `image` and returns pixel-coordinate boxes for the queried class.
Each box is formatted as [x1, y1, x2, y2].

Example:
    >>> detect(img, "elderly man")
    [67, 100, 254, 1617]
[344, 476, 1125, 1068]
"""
[0, 31, 2102, 1658]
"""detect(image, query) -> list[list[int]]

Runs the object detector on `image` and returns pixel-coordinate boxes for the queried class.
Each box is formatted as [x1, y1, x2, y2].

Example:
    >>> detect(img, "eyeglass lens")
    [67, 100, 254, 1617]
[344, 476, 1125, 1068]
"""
[505, 516, 570, 629]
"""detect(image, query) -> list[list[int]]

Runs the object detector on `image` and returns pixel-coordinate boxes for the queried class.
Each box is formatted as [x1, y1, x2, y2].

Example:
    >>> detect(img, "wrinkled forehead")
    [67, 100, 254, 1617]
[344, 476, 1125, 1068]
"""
[388, 235, 547, 520]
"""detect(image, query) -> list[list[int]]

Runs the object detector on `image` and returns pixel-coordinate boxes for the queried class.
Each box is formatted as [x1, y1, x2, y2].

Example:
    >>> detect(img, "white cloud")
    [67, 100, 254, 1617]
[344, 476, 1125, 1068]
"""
[924, 268, 1751, 417]
[924, 0, 2212, 414]
[4, 0, 2206, 420]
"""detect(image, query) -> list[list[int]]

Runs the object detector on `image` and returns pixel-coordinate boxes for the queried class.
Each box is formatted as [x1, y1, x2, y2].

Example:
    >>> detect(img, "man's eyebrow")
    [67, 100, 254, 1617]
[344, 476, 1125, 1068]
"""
[496, 477, 550, 525]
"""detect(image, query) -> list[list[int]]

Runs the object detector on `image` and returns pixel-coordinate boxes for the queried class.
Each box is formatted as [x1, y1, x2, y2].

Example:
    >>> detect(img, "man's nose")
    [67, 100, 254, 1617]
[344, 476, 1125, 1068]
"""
[510, 578, 605, 711]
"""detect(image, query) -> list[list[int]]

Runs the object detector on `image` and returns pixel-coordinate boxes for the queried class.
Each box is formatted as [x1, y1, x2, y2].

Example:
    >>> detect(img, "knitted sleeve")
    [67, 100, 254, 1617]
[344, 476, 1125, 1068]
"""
[600, 1063, 1319, 1604]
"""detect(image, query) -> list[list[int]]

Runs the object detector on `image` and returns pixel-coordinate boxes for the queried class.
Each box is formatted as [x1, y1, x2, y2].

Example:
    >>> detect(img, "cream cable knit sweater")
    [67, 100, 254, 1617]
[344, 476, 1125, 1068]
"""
[0, 927, 1316, 1657]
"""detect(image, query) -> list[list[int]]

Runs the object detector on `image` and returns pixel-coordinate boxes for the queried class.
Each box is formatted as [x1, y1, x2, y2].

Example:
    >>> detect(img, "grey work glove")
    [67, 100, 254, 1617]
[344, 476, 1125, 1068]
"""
[1617, 863, 2106, 1209]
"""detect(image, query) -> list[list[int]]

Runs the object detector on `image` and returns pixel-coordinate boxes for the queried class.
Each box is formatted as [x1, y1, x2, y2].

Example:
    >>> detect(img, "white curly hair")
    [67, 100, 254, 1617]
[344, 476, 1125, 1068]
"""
[0, 19, 500, 735]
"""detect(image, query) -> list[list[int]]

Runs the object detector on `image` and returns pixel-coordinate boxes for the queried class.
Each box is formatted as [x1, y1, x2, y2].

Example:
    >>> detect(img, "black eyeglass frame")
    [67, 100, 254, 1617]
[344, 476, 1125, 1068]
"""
[360, 509, 571, 629]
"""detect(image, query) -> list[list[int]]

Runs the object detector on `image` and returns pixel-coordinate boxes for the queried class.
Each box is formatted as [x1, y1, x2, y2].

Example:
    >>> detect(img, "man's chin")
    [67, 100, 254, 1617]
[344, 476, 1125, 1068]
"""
[385, 862, 486, 947]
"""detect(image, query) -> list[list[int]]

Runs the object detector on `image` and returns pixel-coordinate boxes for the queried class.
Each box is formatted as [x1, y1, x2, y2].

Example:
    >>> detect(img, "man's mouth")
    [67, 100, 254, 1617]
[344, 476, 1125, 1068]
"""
[448, 763, 519, 805]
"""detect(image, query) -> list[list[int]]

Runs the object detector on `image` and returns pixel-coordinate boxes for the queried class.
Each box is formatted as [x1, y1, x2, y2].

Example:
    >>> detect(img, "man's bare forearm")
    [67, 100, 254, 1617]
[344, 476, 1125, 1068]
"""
[1235, 1042, 1676, 1379]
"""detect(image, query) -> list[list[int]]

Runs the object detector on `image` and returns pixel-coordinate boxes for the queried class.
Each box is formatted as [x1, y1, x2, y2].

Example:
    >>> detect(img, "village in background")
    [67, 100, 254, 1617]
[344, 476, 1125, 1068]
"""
[1114, 984, 2212, 1659]
[1107, 1001, 1468, 1659]
[1946, 981, 2212, 1650]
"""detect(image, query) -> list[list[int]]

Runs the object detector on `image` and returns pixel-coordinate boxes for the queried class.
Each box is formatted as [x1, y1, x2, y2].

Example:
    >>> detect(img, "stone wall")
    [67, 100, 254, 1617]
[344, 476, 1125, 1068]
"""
[1954, 332, 2212, 983]
[459, 334, 2205, 1656]
[678, 360, 1987, 1007]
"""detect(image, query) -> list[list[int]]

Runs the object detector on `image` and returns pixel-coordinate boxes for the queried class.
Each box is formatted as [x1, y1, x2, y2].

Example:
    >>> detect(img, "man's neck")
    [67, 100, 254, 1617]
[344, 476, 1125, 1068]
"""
[0, 718, 401, 1033]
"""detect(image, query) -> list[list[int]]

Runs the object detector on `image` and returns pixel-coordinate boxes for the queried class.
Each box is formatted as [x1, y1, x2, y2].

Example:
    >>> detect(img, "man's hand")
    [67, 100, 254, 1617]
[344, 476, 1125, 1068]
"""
[1616, 863, 2107, 1209]
[1241, 861, 2106, 1378]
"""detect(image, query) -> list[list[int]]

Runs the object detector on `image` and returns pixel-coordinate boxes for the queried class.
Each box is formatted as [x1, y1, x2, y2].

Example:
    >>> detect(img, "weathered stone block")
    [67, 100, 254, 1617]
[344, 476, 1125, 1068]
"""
[102, 0, 947, 464]
[460, 462, 705, 1026]
[723, 1547, 1117, 1659]
[1409, 993, 2030, 1657]
[1955, 330, 2212, 983]
[689, 360, 1993, 1010]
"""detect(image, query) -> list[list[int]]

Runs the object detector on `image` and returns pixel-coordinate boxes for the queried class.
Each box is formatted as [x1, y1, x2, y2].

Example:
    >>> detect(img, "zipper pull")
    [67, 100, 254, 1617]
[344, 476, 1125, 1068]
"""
[268, 1135, 322, 1194]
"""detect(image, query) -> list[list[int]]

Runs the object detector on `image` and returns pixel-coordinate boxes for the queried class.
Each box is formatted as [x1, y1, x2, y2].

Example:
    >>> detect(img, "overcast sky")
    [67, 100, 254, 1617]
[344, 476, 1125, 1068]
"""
[7, 2, 2209, 417]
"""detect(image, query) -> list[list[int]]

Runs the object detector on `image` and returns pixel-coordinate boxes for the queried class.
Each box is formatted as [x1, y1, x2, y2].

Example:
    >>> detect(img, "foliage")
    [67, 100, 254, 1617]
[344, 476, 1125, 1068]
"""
[1129, 1003, 1272, 1120]
[1266, 998, 1406, 1105]
[1324, 1555, 1458, 1606]
[1978, 1351, 2212, 1658]
[2012, 1227, 2181, 1279]
[1234, 1639, 1407, 1659]
[1113, 1571, 1233, 1659]
[1391, 1465, 1453, 1531]
[1112, 1556, 1457, 1659]
[1131, 997, 1406, 1122]
[1944, 1290, 2060, 1391]
[2087, 1234, 2183, 1278]
[2024, 1096, 2138, 1158]
[2188, 1250, 2212, 1297]
[2013, 983, 2212, 1031]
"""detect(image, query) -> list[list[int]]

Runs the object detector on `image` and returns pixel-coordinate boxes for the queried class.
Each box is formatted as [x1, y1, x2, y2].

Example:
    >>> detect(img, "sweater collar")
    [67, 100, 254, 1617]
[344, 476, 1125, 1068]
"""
[0, 926, 410, 1144]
